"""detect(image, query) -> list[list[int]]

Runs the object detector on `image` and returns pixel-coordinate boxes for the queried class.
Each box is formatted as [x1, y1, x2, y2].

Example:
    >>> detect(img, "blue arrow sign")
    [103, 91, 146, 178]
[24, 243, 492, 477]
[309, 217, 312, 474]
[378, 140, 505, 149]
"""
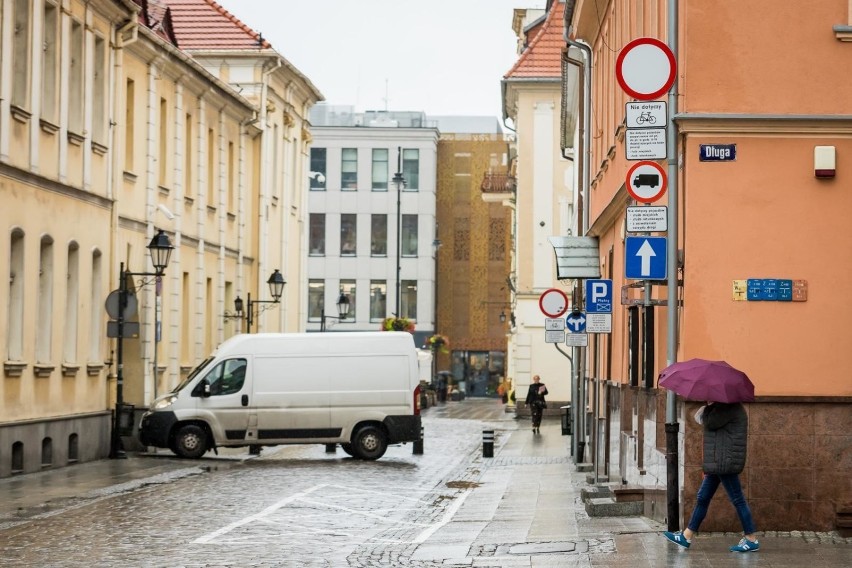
[625, 236, 667, 280]
[566, 311, 586, 333]
[585, 279, 613, 313]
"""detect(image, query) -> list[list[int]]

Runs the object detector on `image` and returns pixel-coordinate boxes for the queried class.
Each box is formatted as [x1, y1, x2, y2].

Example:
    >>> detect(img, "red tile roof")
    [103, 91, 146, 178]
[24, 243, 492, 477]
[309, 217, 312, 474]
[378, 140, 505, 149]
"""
[504, 0, 564, 79]
[162, 0, 271, 50]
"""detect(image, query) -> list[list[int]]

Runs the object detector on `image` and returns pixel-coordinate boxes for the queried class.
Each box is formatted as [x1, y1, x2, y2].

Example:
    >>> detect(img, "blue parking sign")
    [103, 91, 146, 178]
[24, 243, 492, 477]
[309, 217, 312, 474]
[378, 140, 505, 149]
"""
[585, 279, 613, 313]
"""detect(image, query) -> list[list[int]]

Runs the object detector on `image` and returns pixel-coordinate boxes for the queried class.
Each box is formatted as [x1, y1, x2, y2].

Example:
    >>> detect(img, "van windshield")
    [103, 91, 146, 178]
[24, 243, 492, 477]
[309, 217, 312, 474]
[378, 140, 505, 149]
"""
[172, 357, 214, 393]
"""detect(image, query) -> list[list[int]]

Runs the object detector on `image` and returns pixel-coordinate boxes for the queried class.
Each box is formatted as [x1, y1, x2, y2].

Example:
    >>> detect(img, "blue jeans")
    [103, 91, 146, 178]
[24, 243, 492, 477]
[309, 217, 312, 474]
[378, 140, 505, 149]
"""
[687, 473, 756, 535]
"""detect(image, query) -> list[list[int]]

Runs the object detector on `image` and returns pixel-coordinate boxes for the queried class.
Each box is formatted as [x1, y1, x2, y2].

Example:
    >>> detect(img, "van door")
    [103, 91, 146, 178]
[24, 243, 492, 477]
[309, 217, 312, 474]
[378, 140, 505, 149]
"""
[191, 357, 252, 443]
[253, 356, 332, 442]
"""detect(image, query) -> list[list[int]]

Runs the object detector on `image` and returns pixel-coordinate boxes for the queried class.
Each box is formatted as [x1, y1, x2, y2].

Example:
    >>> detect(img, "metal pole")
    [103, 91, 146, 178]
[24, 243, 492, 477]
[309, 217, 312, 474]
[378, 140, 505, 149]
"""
[321, 313, 326, 332]
[110, 263, 127, 459]
[665, 0, 681, 532]
[247, 292, 253, 334]
[395, 147, 402, 316]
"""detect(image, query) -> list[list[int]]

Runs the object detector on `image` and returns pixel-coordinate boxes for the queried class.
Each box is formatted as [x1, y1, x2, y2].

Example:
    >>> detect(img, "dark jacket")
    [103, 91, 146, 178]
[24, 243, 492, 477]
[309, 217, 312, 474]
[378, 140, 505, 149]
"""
[701, 402, 748, 475]
[525, 383, 548, 406]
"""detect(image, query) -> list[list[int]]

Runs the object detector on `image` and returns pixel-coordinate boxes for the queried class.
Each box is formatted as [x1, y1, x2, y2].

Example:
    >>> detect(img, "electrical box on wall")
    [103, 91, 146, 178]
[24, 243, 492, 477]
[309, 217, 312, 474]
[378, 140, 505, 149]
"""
[814, 146, 836, 178]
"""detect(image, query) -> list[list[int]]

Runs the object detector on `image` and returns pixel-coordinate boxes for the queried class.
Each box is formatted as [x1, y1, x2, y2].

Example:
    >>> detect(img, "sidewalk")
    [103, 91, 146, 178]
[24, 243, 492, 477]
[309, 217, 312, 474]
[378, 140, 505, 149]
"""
[1, 399, 850, 567]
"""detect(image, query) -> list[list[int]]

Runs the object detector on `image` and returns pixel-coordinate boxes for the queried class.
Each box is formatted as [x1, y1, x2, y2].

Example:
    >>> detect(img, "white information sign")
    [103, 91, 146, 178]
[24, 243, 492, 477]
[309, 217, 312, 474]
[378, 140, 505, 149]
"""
[625, 128, 667, 160]
[545, 330, 566, 343]
[626, 101, 667, 128]
[627, 206, 668, 232]
[545, 318, 565, 331]
[586, 313, 612, 333]
[565, 333, 588, 347]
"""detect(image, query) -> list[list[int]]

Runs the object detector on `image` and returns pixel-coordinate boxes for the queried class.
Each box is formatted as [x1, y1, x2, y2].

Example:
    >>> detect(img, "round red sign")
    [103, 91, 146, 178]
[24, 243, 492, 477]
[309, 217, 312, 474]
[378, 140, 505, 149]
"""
[539, 288, 569, 318]
[626, 161, 668, 204]
[616, 37, 677, 101]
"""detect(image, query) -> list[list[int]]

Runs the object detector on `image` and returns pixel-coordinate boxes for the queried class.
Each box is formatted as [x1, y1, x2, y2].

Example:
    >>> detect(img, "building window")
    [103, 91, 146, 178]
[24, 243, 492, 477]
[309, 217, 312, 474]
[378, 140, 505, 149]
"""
[92, 35, 107, 143]
[341, 148, 358, 189]
[37, 236, 54, 363]
[88, 250, 102, 362]
[68, 19, 84, 134]
[68, 433, 79, 463]
[227, 142, 235, 211]
[184, 113, 193, 197]
[310, 147, 326, 190]
[207, 128, 216, 207]
[372, 148, 388, 190]
[8, 229, 25, 361]
[63, 242, 79, 364]
[401, 280, 417, 320]
[371, 214, 387, 256]
[125, 79, 135, 172]
[340, 280, 356, 321]
[41, 1, 58, 123]
[41, 437, 53, 468]
[340, 214, 357, 256]
[309, 214, 325, 255]
[401, 214, 418, 257]
[370, 281, 387, 322]
[12, 0, 30, 109]
[308, 280, 325, 321]
[159, 98, 168, 187]
[403, 148, 419, 190]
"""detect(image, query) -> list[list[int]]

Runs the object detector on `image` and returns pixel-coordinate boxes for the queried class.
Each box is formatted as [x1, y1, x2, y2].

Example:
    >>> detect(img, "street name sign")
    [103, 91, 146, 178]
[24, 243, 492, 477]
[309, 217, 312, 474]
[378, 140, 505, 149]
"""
[625, 236, 667, 280]
[626, 206, 667, 232]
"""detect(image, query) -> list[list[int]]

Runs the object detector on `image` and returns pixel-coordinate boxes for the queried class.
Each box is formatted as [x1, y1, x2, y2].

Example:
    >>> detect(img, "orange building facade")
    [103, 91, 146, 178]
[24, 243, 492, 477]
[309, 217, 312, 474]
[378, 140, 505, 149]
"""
[566, 0, 851, 531]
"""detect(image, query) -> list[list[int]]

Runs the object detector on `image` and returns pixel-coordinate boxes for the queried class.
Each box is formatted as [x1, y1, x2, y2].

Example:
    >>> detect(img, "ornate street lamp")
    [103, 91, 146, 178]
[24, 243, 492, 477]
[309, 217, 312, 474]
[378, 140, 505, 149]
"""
[232, 269, 286, 333]
[111, 230, 174, 459]
[321, 292, 351, 332]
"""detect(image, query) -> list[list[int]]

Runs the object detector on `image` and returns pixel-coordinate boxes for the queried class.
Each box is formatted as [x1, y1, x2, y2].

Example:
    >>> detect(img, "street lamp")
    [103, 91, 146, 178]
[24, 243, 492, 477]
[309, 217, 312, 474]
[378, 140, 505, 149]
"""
[499, 310, 507, 323]
[111, 229, 174, 459]
[320, 292, 351, 331]
[393, 164, 406, 317]
[230, 269, 286, 333]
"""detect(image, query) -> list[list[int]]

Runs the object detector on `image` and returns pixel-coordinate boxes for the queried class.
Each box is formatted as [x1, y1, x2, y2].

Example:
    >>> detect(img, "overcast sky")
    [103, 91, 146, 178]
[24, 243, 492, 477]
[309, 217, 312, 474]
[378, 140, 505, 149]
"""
[214, 0, 547, 120]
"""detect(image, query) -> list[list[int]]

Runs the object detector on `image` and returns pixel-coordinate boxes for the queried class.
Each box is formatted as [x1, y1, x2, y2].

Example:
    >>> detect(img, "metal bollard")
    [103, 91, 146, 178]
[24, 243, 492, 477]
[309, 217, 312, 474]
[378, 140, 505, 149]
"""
[325, 443, 337, 453]
[413, 426, 424, 455]
[482, 429, 494, 458]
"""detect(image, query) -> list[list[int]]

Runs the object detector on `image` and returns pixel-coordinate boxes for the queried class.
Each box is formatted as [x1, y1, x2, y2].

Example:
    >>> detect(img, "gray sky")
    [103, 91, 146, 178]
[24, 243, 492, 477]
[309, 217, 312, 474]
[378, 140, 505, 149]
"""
[214, 0, 547, 120]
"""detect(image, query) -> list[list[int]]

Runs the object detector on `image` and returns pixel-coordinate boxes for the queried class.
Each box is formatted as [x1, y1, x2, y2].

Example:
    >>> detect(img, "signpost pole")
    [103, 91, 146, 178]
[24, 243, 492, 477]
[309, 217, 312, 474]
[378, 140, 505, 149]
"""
[665, 0, 681, 532]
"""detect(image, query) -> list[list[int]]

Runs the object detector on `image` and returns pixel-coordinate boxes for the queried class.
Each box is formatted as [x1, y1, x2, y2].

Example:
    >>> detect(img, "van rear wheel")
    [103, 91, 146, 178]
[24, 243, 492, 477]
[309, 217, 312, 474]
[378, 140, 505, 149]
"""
[173, 425, 208, 459]
[352, 426, 387, 460]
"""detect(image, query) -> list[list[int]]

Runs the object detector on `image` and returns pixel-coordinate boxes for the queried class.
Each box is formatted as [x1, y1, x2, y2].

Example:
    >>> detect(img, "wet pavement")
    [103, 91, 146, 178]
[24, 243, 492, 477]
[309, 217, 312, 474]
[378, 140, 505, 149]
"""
[0, 399, 849, 567]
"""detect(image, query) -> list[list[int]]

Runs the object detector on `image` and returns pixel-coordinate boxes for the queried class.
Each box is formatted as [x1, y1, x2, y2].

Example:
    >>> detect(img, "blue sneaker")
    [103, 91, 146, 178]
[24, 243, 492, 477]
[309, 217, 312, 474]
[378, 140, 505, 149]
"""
[663, 531, 691, 549]
[730, 538, 760, 552]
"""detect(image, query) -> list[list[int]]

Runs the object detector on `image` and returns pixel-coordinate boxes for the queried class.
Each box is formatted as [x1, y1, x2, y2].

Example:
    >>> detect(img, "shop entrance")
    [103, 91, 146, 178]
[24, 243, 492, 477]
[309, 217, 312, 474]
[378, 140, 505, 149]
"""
[449, 350, 506, 397]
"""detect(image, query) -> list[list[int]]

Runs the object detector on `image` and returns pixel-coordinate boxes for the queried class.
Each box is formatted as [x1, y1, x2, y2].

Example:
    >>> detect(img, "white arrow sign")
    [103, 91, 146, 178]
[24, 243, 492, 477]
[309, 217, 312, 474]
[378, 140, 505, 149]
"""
[637, 240, 656, 276]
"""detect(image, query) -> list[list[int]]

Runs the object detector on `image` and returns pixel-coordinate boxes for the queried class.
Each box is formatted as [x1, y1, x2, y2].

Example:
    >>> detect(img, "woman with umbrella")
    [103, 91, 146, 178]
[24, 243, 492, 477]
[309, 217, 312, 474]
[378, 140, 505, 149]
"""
[659, 359, 760, 553]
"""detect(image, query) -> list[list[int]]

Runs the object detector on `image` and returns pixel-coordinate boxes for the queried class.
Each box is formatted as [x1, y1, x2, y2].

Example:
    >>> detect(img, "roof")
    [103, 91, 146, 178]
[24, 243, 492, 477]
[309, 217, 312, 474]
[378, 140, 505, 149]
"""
[504, 0, 564, 79]
[162, 0, 270, 50]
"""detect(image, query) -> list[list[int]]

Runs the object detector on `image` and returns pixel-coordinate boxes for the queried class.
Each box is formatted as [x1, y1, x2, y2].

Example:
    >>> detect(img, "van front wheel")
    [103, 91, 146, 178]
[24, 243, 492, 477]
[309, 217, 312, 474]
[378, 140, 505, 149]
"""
[173, 424, 208, 459]
[352, 426, 387, 460]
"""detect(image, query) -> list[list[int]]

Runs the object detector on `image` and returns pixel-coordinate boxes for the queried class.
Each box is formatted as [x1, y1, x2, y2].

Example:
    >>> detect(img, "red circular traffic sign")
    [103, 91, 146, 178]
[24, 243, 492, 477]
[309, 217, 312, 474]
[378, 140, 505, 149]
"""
[539, 288, 569, 318]
[626, 161, 668, 204]
[616, 37, 676, 101]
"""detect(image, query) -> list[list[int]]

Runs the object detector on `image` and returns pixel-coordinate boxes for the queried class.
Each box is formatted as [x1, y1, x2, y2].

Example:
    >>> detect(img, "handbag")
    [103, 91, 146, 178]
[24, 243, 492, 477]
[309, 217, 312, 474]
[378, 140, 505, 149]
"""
[533, 400, 547, 409]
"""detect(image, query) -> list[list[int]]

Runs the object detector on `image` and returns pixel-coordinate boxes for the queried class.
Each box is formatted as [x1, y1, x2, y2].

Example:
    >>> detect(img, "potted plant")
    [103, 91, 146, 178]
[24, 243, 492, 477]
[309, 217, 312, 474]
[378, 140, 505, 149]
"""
[427, 333, 450, 353]
[380, 316, 415, 332]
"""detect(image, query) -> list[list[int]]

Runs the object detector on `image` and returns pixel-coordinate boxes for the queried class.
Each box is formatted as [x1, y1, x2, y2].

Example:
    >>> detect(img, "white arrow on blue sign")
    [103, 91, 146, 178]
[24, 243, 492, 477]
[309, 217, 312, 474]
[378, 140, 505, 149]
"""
[585, 279, 613, 313]
[625, 236, 667, 280]
[565, 311, 587, 333]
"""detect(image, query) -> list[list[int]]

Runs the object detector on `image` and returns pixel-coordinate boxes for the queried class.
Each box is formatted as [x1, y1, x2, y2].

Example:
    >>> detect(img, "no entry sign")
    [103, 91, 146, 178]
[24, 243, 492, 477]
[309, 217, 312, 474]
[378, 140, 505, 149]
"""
[616, 37, 676, 101]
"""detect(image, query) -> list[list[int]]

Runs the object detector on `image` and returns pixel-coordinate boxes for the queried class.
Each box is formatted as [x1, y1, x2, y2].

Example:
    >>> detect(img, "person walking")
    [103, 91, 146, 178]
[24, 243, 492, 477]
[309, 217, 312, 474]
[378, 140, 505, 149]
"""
[525, 375, 548, 434]
[663, 402, 759, 553]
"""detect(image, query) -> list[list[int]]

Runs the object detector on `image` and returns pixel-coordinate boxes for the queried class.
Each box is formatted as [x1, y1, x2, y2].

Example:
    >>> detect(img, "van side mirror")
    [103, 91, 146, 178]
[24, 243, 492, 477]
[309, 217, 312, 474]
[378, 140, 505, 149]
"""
[201, 379, 211, 398]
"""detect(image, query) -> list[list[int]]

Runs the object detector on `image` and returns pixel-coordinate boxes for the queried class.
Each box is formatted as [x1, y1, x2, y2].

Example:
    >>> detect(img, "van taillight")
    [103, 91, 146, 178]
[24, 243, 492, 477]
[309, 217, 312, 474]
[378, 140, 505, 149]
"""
[413, 385, 421, 415]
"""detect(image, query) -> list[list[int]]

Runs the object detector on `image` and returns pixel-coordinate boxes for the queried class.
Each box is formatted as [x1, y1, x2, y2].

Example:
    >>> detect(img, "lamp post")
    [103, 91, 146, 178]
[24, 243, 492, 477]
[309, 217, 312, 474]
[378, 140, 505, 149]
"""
[393, 147, 406, 317]
[321, 292, 351, 331]
[230, 269, 286, 333]
[111, 229, 173, 459]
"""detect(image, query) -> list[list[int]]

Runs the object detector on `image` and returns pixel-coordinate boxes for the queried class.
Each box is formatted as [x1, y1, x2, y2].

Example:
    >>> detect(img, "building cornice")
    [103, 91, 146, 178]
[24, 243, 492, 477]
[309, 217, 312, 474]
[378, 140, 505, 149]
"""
[0, 162, 112, 209]
[674, 113, 852, 135]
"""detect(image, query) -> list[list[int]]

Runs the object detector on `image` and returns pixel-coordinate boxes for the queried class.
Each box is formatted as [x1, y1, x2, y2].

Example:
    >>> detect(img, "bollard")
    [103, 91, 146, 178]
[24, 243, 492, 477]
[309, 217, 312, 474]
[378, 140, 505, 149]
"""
[412, 426, 424, 455]
[325, 443, 337, 453]
[482, 429, 494, 458]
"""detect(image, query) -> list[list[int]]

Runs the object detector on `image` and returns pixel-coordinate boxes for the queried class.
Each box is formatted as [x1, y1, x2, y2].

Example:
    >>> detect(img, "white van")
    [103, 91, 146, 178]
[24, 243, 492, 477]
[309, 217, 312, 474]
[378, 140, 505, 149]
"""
[139, 332, 422, 460]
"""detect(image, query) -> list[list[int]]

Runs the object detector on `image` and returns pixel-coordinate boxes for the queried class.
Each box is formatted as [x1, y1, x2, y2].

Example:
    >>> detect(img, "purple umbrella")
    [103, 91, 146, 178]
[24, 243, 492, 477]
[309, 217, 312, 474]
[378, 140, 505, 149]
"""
[658, 358, 755, 403]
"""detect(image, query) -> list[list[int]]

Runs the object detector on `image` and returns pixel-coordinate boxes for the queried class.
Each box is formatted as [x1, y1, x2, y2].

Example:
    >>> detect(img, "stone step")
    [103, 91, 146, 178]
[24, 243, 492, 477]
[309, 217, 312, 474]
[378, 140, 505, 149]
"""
[585, 496, 644, 517]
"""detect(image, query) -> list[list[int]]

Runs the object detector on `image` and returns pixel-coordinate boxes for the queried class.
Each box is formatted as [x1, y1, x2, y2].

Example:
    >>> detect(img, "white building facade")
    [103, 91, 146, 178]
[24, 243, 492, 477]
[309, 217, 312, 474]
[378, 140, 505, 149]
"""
[306, 107, 439, 347]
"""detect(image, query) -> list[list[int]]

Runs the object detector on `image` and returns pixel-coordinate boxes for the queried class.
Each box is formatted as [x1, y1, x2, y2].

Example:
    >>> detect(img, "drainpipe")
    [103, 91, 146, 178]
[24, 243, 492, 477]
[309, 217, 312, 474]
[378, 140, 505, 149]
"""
[564, 27, 592, 466]
[665, 0, 681, 532]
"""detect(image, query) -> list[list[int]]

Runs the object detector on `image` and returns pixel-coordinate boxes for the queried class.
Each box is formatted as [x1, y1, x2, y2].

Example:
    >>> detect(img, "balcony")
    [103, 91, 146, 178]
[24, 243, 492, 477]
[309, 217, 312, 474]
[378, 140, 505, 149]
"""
[480, 172, 516, 204]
